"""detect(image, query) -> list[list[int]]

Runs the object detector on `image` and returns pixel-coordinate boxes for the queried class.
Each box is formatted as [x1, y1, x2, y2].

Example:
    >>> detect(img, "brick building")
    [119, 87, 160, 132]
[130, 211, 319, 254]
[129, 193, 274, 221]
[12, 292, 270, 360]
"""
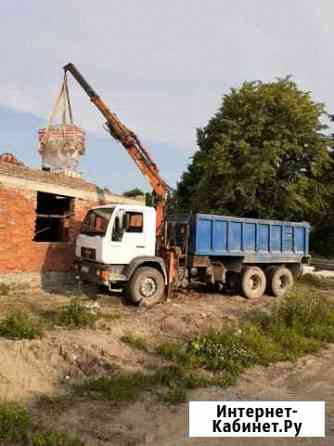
[0, 158, 142, 288]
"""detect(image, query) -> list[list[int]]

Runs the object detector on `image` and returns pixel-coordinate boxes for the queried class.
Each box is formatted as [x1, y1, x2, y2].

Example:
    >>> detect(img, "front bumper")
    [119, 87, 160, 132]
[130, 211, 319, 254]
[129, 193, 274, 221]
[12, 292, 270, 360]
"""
[74, 258, 127, 286]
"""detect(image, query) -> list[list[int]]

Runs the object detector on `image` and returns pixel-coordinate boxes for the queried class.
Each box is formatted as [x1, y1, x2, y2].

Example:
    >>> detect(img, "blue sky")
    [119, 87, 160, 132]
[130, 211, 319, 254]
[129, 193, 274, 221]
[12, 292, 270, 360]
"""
[1, 0, 334, 193]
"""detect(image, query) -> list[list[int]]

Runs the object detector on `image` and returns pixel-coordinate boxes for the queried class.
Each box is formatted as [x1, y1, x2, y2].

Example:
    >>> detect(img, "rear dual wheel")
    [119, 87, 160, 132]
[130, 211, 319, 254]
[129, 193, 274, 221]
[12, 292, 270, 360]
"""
[267, 266, 294, 297]
[241, 265, 294, 299]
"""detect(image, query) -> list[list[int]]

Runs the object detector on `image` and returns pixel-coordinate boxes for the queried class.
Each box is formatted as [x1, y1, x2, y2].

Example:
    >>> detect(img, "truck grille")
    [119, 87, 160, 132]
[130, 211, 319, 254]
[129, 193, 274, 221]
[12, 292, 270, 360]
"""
[81, 247, 96, 260]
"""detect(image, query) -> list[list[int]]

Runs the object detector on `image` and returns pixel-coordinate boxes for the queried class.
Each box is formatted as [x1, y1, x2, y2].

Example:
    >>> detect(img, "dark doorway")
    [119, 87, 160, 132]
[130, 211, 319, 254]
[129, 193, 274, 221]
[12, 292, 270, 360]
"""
[34, 192, 74, 242]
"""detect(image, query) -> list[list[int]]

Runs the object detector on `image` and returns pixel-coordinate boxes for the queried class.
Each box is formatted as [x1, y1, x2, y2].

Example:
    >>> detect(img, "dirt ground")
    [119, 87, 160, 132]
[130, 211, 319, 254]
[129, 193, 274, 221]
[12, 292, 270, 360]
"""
[0, 283, 333, 446]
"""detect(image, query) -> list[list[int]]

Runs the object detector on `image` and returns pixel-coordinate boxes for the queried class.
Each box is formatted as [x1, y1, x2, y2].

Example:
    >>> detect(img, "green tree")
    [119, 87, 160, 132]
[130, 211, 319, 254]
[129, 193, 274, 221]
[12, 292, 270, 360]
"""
[123, 188, 145, 197]
[145, 192, 153, 206]
[123, 188, 153, 207]
[176, 78, 334, 224]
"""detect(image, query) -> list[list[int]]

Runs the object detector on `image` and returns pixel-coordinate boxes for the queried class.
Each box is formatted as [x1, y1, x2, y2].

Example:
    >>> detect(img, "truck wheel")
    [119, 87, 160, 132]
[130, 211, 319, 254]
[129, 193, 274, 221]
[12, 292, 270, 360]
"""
[270, 266, 294, 297]
[241, 266, 266, 299]
[127, 266, 165, 305]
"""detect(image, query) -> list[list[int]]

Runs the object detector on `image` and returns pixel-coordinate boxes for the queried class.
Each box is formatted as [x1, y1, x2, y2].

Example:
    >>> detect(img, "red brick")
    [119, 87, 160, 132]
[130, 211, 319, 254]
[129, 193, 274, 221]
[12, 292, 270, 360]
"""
[0, 185, 99, 274]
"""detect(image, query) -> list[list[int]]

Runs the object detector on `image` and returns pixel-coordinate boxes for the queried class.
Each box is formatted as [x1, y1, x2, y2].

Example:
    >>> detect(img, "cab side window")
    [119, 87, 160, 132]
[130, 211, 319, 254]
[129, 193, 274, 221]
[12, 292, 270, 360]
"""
[126, 212, 143, 233]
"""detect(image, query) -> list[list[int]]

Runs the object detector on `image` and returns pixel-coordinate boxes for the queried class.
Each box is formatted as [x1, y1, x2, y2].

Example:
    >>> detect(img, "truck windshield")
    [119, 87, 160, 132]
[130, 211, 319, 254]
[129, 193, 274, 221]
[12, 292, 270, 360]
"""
[81, 207, 115, 236]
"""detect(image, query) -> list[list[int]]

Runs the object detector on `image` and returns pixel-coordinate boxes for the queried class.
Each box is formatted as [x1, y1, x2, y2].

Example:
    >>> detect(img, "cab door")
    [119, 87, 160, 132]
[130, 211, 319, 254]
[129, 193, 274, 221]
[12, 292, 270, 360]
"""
[121, 210, 146, 260]
[105, 209, 146, 264]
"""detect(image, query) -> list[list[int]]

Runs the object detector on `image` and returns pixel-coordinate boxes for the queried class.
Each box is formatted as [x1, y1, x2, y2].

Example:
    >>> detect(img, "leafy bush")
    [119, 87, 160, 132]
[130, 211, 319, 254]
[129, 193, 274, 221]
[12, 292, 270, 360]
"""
[57, 300, 99, 328]
[0, 310, 43, 339]
[32, 431, 84, 446]
[0, 402, 30, 443]
[264, 290, 334, 343]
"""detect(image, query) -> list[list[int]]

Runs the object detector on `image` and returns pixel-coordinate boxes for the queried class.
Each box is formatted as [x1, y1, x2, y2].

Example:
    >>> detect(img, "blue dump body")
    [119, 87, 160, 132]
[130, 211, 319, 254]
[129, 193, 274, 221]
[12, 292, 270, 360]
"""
[190, 214, 310, 263]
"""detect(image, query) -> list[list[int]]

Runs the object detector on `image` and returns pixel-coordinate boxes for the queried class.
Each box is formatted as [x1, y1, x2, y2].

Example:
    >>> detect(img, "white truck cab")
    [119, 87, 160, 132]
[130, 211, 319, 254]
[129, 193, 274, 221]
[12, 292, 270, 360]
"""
[74, 204, 167, 304]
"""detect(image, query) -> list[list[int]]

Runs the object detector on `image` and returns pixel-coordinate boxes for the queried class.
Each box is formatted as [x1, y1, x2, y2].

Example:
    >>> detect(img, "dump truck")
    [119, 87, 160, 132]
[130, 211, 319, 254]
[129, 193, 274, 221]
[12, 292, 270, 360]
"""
[64, 63, 310, 304]
[74, 205, 309, 302]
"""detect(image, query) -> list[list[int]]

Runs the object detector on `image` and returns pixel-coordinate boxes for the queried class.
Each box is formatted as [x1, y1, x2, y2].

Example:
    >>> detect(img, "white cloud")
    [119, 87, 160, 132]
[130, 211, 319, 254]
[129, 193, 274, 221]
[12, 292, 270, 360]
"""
[1, 0, 334, 158]
[0, 82, 42, 115]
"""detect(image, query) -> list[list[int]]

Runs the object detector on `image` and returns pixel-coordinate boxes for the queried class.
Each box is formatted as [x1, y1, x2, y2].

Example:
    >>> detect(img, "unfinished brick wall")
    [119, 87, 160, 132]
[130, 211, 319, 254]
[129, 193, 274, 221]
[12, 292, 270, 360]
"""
[0, 183, 98, 274]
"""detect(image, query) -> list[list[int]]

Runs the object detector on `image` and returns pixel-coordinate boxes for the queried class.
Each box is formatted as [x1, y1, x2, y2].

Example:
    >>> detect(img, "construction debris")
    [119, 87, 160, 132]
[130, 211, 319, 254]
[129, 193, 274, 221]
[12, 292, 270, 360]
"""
[0, 153, 25, 166]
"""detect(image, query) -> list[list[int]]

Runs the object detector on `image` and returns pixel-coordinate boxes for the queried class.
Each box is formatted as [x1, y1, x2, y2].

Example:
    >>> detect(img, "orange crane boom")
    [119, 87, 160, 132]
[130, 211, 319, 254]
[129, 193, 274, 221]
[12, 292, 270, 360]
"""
[63, 63, 169, 237]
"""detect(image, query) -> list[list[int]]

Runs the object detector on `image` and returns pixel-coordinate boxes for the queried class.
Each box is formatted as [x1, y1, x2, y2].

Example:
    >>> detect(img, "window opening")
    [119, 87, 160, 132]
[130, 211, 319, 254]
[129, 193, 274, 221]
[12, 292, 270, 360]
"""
[34, 192, 74, 242]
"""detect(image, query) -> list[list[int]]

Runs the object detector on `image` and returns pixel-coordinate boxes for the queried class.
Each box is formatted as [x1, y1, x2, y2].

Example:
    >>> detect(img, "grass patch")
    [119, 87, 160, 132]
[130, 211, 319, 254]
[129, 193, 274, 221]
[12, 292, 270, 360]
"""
[32, 431, 84, 446]
[73, 372, 149, 403]
[73, 365, 229, 406]
[34, 395, 72, 418]
[73, 288, 334, 406]
[299, 274, 334, 289]
[260, 289, 334, 343]
[0, 402, 30, 444]
[120, 334, 148, 352]
[188, 326, 281, 372]
[163, 386, 187, 404]
[152, 365, 230, 400]
[156, 341, 199, 367]
[158, 290, 334, 381]
[0, 310, 43, 339]
[0, 401, 85, 445]
[101, 312, 121, 322]
[57, 300, 100, 329]
[153, 365, 206, 389]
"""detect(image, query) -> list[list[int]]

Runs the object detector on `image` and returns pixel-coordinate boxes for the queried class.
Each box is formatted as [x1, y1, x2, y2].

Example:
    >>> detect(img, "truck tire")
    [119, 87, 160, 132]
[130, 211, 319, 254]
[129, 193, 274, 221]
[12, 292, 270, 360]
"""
[241, 266, 266, 299]
[127, 266, 165, 305]
[270, 266, 294, 297]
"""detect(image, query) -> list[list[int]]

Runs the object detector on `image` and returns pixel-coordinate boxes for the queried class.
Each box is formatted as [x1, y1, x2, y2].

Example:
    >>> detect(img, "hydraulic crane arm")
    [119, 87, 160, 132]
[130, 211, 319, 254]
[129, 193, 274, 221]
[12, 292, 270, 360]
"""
[63, 63, 168, 235]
